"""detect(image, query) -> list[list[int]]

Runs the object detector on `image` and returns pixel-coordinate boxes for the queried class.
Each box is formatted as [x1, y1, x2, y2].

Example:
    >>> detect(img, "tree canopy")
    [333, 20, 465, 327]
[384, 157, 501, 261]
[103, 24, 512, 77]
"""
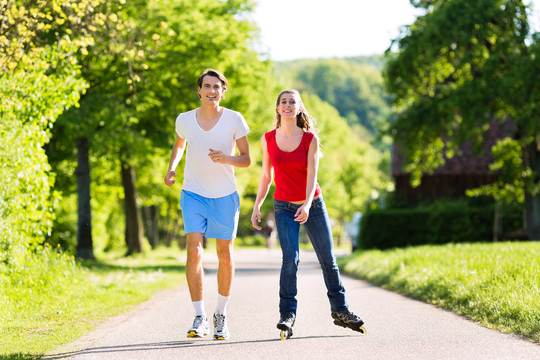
[2, 0, 391, 261]
[0, 0, 105, 266]
[384, 0, 540, 239]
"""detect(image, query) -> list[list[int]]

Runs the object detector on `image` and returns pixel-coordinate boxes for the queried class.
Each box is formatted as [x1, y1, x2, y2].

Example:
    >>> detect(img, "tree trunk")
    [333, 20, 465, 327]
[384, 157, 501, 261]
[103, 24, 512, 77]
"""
[493, 201, 502, 242]
[121, 161, 144, 255]
[164, 202, 176, 247]
[143, 205, 159, 249]
[524, 140, 540, 240]
[177, 207, 186, 249]
[525, 194, 540, 240]
[75, 137, 95, 259]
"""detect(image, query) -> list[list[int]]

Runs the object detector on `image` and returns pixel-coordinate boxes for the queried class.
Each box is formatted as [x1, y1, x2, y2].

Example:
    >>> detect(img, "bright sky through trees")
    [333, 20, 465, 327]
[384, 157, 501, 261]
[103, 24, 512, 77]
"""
[252, 0, 540, 61]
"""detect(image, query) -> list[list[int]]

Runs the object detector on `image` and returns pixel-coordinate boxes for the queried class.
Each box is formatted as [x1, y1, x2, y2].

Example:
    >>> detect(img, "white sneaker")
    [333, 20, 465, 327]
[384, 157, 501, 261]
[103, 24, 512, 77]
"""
[213, 313, 230, 340]
[187, 315, 209, 338]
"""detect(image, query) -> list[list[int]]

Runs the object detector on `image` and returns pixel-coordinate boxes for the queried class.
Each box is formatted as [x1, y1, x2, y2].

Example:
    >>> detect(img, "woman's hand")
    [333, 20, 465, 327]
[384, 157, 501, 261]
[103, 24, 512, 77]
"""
[294, 205, 310, 224]
[251, 208, 263, 230]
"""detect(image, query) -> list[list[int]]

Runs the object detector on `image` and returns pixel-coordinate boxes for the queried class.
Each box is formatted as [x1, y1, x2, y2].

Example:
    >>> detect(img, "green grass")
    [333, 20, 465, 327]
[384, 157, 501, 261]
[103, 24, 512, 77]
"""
[338, 241, 540, 342]
[0, 245, 186, 359]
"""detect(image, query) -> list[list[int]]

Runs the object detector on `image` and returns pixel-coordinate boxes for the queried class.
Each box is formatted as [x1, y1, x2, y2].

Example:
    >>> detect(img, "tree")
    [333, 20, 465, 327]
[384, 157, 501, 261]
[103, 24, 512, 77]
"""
[48, 0, 271, 254]
[49, 0, 149, 257]
[499, 30, 540, 239]
[384, 0, 540, 240]
[0, 0, 104, 265]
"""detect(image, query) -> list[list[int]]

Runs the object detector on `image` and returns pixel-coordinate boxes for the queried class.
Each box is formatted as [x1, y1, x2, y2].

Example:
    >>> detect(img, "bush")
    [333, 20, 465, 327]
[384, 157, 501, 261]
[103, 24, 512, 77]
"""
[358, 199, 522, 249]
[235, 235, 266, 247]
[0, 45, 85, 268]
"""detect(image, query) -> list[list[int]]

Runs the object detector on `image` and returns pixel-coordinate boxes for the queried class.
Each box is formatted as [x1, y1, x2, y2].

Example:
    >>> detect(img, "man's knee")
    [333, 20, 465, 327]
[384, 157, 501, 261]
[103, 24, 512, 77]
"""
[187, 246, 203, 261]
[186, 238, 204, 264]
[216, 242, 233, 265]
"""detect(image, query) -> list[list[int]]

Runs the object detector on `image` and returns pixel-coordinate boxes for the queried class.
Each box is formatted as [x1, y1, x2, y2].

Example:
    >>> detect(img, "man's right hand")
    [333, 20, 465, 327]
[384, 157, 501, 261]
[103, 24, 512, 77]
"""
[164, 170, 176, 187]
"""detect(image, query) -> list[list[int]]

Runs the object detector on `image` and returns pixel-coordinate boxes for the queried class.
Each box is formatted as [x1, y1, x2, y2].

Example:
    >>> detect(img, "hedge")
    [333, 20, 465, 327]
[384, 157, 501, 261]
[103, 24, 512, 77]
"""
[358, 203, 521, 249]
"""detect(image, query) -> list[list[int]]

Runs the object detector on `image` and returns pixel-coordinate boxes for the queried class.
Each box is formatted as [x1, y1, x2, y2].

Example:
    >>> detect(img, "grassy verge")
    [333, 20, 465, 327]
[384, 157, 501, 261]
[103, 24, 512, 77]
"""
[338, 241, 540, 342]
[1, 245, 185, 359]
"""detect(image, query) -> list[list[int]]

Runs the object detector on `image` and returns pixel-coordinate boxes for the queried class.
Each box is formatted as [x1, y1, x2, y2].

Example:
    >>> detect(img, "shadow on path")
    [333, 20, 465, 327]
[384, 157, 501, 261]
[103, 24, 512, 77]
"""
[42, 334, 359, 359]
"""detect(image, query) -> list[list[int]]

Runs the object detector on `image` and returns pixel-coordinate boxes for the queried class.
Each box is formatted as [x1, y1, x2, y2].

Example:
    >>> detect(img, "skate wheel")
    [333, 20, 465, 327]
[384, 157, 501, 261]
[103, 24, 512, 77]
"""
[280, 329, 293, 340]
[359, 326, 367, 335]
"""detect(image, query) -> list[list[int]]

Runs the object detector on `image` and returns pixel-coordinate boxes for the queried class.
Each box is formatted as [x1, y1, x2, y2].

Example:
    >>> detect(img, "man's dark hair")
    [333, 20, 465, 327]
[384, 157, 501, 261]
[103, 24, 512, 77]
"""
[197, 68, 228, 90]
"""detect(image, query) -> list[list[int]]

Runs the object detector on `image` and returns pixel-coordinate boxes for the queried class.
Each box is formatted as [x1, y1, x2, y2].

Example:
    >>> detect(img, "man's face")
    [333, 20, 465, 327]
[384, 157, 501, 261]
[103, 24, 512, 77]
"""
[198, 75, 225, 103]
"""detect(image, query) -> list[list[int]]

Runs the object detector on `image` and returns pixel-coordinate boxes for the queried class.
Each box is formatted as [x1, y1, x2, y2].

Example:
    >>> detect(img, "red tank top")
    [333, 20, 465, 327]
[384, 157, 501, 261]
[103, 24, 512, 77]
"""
[265, 129, 322, 202]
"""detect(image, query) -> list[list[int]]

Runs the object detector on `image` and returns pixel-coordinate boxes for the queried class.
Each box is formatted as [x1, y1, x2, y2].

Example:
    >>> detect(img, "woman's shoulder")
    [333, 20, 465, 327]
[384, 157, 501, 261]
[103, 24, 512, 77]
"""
[264, 128, 277, 138]
[302, 131, 319, 150]
[303, 130, 318, 141]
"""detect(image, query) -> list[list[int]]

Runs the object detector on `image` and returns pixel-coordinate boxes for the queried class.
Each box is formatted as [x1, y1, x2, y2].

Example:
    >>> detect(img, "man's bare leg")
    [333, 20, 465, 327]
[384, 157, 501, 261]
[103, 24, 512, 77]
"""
[185, 233, 209, 338]
[212, 238, 234, 339]
[186, 232, 205, 301]
[215, 238, 234, 297]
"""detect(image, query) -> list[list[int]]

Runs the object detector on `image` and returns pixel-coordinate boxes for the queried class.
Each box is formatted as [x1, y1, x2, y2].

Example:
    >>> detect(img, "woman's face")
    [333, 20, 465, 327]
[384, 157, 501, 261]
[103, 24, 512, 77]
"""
[277, 92, 301, 119]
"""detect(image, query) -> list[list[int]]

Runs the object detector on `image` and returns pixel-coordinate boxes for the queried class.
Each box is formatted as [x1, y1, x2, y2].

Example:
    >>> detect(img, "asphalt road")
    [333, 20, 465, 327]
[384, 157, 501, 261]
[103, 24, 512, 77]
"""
[46, 248, 540, 360]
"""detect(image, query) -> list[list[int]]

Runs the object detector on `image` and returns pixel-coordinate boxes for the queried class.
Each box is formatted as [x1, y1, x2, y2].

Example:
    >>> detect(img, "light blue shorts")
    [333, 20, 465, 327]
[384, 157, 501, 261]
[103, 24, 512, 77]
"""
[180, 190, 240, 240]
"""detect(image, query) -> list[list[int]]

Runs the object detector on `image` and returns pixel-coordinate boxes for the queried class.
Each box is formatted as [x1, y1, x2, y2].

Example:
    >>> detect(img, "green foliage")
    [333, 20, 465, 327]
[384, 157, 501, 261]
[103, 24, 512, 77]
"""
[340, 242, 540, 342]
[384, 0, 539, 205]
[4, 0, 390, 260]
[47, 0, 270, 251]
[276, 58, 391, 137]
[360, 208, 433, 249]
[45, 193, 78, 254]
[343, 54, 386, 71]
[467, 137, 533, 203]
[358, 199, 521, 249]
[0, 0, 105, 267]
[235, 235, 266, 247]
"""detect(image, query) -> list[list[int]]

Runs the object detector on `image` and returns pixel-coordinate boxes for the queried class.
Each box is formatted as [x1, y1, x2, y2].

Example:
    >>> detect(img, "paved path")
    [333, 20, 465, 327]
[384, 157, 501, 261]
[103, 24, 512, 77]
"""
[46, 249, 539, 360]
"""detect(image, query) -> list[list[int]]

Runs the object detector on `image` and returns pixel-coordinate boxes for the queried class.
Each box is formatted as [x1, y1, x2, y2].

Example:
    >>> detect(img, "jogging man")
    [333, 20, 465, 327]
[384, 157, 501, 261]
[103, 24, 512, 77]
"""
[164, 69, 250, 340]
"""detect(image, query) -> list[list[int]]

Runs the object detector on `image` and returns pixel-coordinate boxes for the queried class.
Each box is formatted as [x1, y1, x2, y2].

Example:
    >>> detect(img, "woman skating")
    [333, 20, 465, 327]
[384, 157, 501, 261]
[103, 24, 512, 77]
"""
[250, 89, 366, 338]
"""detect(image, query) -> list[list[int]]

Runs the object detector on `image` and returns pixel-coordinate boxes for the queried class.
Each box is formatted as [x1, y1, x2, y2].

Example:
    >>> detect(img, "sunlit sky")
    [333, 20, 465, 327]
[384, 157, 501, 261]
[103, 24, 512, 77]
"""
[251, 0, 540, 61]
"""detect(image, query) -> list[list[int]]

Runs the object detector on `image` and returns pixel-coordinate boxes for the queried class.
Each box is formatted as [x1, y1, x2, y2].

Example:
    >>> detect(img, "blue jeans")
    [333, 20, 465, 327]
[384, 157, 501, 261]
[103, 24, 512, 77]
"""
[273, 197, 348, 315]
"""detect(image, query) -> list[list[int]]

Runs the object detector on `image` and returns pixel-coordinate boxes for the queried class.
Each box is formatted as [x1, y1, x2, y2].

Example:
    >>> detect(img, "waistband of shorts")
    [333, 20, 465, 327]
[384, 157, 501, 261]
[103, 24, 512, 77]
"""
[182, 189, 238, 200]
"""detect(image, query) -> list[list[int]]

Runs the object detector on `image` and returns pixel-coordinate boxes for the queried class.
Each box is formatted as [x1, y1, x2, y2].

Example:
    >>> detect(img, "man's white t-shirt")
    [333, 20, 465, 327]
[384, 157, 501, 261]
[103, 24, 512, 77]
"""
[175, 107, 250, 198]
